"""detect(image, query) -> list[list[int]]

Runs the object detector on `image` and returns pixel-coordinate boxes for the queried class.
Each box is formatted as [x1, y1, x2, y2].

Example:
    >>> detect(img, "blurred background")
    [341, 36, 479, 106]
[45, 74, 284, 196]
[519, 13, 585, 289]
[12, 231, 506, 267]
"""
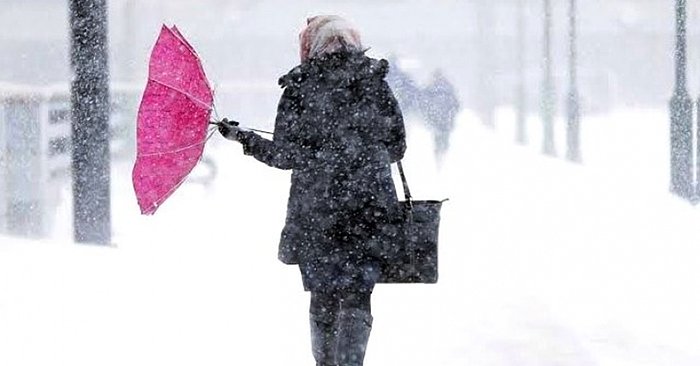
[5, 0, 700, 238]
[4, 1, 700, 366]
[3, 0, 697, 112]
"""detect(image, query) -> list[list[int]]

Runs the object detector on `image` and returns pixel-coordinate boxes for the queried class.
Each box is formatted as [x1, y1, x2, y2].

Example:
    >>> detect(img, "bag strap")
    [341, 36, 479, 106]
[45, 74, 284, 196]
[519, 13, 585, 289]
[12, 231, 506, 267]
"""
[396, 161, 413, 210]
[397, 161, 418, 272]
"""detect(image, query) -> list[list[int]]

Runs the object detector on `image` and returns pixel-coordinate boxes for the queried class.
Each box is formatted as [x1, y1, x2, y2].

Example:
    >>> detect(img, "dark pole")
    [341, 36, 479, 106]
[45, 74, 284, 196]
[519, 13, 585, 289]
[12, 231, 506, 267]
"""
[694, 7, 700, 201]
[566, 0, 581, 162]
[515, 0, 527, 144]
[70, 0, 112, 244]
[541, 0, 556, 156]
[670, 0, 693, 199]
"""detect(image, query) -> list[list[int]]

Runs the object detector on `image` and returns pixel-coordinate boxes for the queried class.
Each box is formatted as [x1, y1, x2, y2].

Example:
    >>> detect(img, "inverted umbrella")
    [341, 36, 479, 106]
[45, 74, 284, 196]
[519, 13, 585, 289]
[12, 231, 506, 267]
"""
[132, 25, 215, 215]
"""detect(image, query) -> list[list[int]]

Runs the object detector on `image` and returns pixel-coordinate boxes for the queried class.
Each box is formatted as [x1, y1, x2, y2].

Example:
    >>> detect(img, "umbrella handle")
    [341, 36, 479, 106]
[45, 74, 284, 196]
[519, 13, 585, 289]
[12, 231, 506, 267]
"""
[210, 118, 239, 126]
[210, 119, 273, 136]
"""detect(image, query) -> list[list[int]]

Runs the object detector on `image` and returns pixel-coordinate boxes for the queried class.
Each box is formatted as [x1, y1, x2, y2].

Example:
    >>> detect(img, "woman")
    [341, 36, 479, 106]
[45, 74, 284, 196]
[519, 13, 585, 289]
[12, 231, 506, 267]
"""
[219, 15, 406, 366]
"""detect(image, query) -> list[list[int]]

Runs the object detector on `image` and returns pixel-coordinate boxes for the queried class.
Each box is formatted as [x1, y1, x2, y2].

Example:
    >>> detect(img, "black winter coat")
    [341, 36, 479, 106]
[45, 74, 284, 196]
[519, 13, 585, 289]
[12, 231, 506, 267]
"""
[240, 51, 407, 265]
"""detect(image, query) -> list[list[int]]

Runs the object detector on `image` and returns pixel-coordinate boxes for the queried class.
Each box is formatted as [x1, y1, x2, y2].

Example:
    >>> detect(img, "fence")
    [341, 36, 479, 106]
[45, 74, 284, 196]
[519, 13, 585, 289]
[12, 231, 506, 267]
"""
[0, 81, 282, 238]
[0, 83, 140, 238]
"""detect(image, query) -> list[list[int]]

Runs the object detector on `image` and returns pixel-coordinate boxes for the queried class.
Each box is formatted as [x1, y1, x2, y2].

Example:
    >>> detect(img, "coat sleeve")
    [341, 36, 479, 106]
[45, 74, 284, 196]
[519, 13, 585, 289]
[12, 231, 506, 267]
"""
[377, 80, 407, 163]
[238, 87, 310, 170]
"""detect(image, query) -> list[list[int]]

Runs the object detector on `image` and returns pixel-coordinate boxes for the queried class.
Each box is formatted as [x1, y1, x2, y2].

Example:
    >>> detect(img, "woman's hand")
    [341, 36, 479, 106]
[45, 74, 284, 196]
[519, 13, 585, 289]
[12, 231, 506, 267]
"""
[217, 118, 244, 141]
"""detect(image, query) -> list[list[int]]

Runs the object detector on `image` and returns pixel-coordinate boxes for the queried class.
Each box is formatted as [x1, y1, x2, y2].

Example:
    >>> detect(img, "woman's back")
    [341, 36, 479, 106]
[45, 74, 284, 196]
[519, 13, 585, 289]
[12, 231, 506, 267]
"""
[282, 51, 401, 170]
[237, 50, 402, 268]
[216, 15, 406, 366]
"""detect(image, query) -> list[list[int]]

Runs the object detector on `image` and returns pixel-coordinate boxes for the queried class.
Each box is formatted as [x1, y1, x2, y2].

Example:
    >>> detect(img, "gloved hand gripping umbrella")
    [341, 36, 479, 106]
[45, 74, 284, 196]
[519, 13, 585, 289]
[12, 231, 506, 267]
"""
[132, 25, 232, 214]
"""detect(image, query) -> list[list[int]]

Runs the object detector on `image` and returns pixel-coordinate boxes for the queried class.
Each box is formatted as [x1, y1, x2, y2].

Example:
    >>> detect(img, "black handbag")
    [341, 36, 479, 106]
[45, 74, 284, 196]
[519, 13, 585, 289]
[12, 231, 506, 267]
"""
[378, 161, 445, 284]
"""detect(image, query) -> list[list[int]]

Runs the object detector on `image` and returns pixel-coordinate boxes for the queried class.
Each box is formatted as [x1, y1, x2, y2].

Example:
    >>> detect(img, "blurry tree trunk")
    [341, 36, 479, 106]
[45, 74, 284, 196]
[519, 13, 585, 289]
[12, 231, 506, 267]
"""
[670, 0, 694, 200]
[475, 0, 496, 128]
[515, 0, 527, 144]
[566, 0, 581, 162]
[541, 0, 556, 156]
[70, 0, 112, 244]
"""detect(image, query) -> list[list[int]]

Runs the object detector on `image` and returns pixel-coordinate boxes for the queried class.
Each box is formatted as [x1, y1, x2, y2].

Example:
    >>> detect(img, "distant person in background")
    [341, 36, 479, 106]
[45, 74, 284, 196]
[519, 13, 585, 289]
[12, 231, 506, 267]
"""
[386, 61, 460, 162]
[421, 69, 460, 160]
[386, 56, 421, 114]
[218, 15, 406, 366]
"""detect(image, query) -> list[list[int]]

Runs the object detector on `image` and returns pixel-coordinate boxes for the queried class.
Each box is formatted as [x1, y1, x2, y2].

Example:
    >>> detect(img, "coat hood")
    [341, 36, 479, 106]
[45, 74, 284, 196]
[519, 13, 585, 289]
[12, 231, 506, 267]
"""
[278, 51, 389, 89]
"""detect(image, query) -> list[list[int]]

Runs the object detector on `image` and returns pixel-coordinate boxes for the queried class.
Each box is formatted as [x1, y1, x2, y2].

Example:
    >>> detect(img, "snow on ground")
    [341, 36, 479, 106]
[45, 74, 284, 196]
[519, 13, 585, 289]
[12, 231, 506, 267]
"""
[2, 108, 700, 366]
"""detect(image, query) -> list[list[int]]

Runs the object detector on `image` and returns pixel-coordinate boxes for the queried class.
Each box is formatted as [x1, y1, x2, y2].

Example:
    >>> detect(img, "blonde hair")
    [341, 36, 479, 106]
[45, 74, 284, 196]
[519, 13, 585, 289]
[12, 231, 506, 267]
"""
[299, 15, 363, 62]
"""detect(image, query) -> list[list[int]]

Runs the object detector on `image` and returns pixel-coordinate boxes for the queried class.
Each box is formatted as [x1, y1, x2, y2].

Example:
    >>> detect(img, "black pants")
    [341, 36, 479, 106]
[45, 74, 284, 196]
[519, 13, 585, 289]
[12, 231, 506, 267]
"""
[301, 258, 379, 365]
[309, 289, 374, 366]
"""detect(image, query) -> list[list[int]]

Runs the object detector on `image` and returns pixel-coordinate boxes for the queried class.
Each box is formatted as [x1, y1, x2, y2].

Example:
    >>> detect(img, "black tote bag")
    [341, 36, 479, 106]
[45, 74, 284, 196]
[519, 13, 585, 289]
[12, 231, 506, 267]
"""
[378, 161, 445, 284]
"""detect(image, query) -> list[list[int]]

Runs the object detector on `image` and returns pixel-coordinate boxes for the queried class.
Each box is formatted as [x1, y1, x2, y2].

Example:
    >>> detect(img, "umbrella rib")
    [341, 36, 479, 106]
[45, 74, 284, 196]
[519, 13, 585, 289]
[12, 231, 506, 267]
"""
[150, 129, 217, 211]
[149, 78, 212, 110]
[138, 137, 209, 157]
[164, 26, 214, 106]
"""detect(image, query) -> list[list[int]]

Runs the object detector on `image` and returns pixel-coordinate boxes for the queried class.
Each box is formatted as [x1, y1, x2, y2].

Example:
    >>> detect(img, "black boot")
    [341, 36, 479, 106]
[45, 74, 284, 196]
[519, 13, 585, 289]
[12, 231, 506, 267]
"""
[310, 312, 338, 366]
[336, 308, 373, 366]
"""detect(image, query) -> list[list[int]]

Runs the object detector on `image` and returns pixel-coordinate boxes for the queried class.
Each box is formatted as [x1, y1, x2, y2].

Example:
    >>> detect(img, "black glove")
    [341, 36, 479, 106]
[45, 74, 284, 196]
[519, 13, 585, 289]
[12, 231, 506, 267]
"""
[217, 118, 243, 141]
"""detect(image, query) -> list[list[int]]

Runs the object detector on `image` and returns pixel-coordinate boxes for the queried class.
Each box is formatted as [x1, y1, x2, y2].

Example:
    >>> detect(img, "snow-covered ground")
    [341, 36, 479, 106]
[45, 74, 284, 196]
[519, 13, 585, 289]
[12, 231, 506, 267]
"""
[2, 108, 700, 366]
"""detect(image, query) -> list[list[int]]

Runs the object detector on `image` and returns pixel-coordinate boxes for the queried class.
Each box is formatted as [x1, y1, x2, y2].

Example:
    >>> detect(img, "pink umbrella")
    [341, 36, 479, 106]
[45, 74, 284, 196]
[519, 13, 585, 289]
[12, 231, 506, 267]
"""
[132, 25, 215, 215]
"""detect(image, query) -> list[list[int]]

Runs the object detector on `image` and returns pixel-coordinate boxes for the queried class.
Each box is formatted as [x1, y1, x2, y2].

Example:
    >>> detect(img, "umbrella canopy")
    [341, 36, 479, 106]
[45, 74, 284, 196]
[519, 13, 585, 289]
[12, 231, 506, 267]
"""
[132, 25, 214, 215]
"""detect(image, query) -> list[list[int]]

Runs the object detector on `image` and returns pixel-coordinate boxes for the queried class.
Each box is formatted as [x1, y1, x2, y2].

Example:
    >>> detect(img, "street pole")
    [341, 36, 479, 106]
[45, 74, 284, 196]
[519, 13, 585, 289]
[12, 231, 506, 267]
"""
[515, 0, 527, 144]
[693, 6, 700, 201]
[566, 0, 581, 162]
[541, 0, 556, 156]
[69, 0, 112, 244]
[670, 0, 693, 200]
